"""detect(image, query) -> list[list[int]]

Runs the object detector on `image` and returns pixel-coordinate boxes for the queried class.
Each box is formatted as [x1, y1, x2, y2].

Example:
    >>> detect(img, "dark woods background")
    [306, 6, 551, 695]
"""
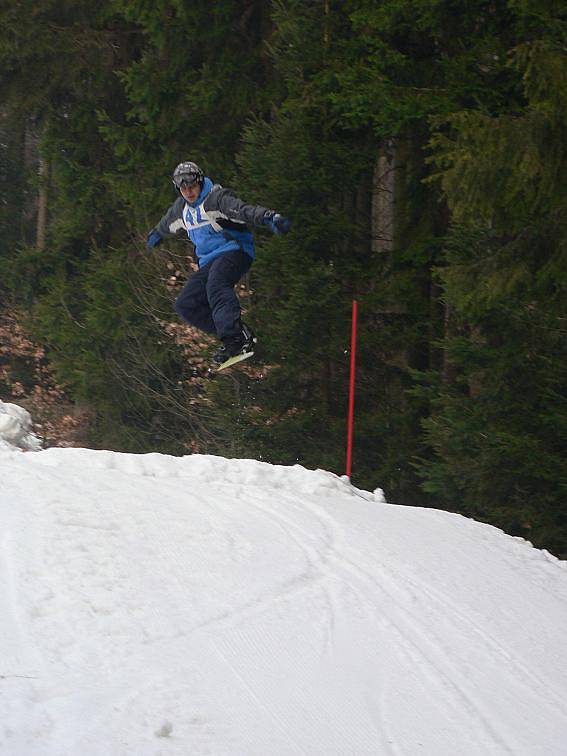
[1, 0, 565, 556]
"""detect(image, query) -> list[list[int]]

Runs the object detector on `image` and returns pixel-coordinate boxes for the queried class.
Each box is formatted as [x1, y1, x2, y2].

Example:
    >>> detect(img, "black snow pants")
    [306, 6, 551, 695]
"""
[174, 248, 253, 341]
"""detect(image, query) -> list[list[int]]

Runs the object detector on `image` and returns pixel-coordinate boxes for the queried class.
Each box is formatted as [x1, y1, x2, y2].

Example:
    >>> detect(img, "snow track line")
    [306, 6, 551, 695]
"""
[233, 490, 491, 750]
[379, 557, 567, 722]
[326, 549, 518, 755]
[242, 489, 524, 754]
[173, 484, 388, 755]
[266, 494, 520, 755]
[235, 491, 340, 654]
[124, 485, 321, 636]
[233, 491, 400, 756]
[187, 524, 334, 636]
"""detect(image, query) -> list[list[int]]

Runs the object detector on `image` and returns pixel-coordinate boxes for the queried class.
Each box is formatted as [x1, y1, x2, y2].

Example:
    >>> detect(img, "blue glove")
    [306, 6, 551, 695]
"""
[146, 229, 162, 249]
[264, 212, 291, 235]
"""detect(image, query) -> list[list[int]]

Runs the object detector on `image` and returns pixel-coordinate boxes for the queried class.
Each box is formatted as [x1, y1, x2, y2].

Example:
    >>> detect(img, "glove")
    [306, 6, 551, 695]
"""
[263, 211, 291, 235]
[146, 229, 162, 249]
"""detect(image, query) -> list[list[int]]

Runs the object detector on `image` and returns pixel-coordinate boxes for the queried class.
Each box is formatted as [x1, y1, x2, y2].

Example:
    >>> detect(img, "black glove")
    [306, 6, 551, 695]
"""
[263, 211, 291, 235]
[147, 229, 162, 249]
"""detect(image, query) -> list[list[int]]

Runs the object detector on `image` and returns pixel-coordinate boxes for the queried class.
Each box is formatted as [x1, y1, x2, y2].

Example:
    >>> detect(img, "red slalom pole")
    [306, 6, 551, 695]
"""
[346, 299, 358, 479]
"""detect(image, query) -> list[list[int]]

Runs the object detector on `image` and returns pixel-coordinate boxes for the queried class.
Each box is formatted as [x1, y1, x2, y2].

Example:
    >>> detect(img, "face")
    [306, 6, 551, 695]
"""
[180, 181, 201, 203]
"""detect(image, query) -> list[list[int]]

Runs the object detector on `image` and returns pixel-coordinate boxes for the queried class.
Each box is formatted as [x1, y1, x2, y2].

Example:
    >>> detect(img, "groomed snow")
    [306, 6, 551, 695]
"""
[1, 401, 567, 755]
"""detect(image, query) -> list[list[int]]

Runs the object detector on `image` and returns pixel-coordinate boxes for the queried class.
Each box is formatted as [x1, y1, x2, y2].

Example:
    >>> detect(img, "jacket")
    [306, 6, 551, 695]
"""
[154, 177, 272, 267]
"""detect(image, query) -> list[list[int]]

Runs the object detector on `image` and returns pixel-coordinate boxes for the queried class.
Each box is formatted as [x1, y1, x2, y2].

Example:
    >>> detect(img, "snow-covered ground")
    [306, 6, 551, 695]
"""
[1, 401, 567, 755]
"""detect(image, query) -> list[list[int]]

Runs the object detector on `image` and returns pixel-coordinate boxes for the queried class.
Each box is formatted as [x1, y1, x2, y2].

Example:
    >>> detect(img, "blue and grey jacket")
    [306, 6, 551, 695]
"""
[152, 177, 273, 267]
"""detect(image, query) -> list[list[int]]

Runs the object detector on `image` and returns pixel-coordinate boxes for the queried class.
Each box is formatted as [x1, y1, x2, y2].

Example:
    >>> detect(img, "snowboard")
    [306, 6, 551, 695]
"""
[216, 350, 254, 371]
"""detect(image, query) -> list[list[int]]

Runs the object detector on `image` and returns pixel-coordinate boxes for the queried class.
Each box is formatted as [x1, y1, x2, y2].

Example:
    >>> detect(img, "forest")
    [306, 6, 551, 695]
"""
[0, 0, 565, 556]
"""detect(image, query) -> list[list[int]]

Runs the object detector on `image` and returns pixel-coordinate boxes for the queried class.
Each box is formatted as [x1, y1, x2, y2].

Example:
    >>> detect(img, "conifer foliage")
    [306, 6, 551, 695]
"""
[420, 15, 567, 556]
[0, 0, 565, 555]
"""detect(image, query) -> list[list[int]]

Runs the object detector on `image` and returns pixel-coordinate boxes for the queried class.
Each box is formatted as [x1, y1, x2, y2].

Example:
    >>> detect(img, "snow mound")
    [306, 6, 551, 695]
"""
[1, 414, 567, 755]
[27, 445, 384, 501]
[0, 400, 41, 451]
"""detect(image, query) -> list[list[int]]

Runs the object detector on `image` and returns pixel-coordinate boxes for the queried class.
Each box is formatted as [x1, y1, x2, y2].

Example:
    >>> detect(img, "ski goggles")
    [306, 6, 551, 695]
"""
[172, 173, 200, 190]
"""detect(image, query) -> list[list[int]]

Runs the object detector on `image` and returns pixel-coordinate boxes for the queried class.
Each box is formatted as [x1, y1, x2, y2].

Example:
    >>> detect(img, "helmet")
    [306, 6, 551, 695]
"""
[172, 161, 204, 190]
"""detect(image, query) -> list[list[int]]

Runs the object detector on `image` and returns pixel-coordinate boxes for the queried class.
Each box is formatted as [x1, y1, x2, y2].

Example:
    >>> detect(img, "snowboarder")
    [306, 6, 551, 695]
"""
[147, 161, 290, 369]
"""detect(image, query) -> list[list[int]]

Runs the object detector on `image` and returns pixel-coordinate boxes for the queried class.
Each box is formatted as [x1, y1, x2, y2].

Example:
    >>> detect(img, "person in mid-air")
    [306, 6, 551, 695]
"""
[147, 161, 290, 368]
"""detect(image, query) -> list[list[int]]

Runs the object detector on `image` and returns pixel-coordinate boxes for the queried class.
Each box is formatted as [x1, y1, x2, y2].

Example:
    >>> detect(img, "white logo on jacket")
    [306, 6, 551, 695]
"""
[182, 201, 247, 234]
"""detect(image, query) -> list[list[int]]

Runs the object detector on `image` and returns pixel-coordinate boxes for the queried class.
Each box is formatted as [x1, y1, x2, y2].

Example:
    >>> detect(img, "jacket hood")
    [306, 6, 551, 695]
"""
[187, 176, 213, 207]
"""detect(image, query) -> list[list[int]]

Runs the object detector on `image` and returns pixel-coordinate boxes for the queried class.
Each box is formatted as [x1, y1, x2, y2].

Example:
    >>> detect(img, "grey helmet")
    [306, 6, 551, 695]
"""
[172, 161, 204, 190]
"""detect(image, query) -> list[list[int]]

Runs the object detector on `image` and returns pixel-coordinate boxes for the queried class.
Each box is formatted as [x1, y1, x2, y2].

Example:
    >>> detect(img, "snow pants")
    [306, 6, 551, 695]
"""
[174, 248, 253, 341]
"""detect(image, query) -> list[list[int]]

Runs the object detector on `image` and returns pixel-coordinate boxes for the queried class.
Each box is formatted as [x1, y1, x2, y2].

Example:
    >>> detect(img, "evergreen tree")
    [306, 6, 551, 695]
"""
[418, 10, 567, 554]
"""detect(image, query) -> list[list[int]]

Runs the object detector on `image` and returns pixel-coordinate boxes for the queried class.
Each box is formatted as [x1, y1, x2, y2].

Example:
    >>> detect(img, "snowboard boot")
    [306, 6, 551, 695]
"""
[241, 322, 257, 351]
[212, 322, 257, 367]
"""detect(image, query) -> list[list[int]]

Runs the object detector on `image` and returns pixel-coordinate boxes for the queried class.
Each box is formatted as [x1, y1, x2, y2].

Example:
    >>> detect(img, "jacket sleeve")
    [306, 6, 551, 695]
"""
[154, 196, 187, 237]
[204, 187, 272, 227]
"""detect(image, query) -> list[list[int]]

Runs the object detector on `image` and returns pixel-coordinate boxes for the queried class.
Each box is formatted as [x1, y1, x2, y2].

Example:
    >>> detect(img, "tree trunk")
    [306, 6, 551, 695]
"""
[36, 155, 48, 250]
[22, 119, 38, 244]
[371, 139, 396, 254]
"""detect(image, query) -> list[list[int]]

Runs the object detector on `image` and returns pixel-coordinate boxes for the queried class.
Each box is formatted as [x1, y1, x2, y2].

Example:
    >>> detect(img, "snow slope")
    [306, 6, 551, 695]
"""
[1, 402, 567, 755]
